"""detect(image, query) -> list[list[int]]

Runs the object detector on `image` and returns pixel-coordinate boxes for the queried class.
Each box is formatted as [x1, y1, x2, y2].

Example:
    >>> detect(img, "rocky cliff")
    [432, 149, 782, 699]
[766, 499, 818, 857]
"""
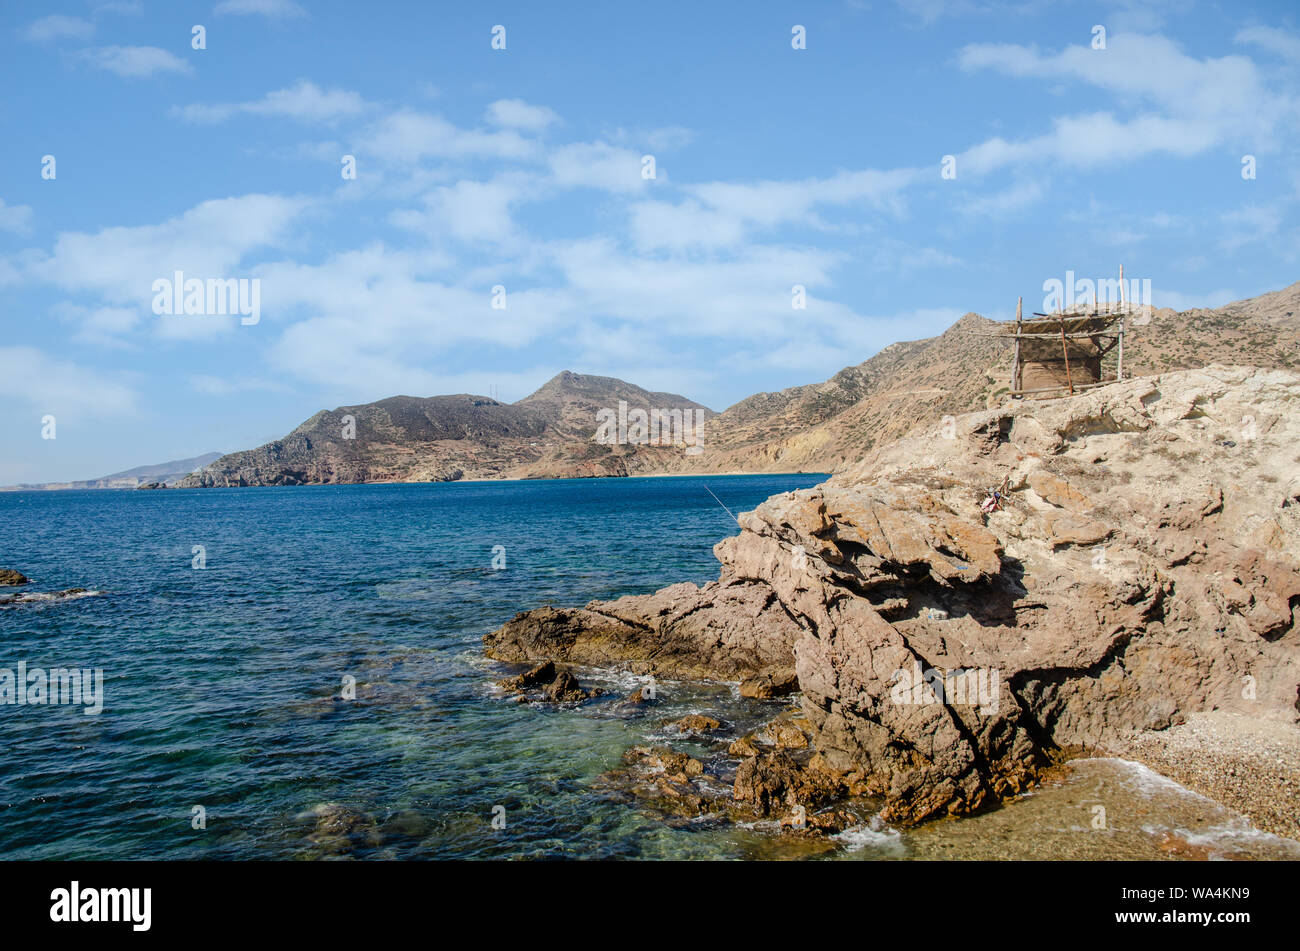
[486, 365, 1300, 826]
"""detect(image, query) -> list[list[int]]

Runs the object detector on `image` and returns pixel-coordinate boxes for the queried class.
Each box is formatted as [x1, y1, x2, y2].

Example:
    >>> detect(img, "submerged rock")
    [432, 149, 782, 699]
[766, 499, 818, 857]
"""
[498, 660, 557, 692]
[667, 713, 723, 734]
[595, 745, 720, 822]
[0, 586, 94, 605]
[544, 670, 593, 703]
[301, 802, 382, 857]
[495, 660, 601, 704]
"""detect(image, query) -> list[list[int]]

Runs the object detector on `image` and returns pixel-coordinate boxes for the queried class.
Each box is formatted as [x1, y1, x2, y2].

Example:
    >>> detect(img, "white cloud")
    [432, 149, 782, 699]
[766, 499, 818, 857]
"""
[686, 168, 917, 228]
[25, 194, 309, 337]
[213, 0, 306, 18]
[54, 303, 143, 346]
[25, 15, 95, 42]
[604, 125, 694, 153]
[0, 346, 137, 417]
[174, 80, 366, 123]
[0, 199, 34, 234]
[623, 167, 919, 251]
[549, 142, 653, 193]
[235, 230, 889, 397]
[957, 32, 1293, 169]
[1218, 204, 1284, 252]
[959, 34, 1267, 120]
[486, 99, 559, 132]
[958, 179, 1044, 217]
[398, 176, 532, 244]
[629, 200, 747, 251]
[867, 240, 962, 275]
[81, 45, 193, 78]
[1236, 26, 1300, 62]
[362, 110, 537, 164]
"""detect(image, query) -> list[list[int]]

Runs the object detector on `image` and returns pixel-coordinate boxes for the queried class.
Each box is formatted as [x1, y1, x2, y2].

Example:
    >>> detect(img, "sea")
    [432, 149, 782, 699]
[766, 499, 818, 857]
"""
[2, 475, 1297, 860]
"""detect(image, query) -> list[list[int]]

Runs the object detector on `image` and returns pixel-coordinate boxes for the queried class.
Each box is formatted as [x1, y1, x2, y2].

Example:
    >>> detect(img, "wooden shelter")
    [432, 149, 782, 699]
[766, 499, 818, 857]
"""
[991, 269, 1135, 398]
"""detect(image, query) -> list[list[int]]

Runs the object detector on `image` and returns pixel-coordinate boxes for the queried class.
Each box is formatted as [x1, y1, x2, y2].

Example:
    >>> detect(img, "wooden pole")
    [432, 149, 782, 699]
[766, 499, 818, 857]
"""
[1013, 296, 1022, 395]
[1059, 317, 1075, 394]
[1117, 265, 1126, 381]
[1012, 380, 1112, 396]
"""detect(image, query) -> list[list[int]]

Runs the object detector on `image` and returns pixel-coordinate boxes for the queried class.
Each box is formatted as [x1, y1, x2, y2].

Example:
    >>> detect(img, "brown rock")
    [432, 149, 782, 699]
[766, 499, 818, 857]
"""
[739, 671, 799, 699]
[485, 583, 803, 682]
[669, 714, 722, 733]
[544, 670, 595, 703]
[0, 570, 29, 586]
[487, 366, 1300, 827]
[763, 722, 810, 749]
[497, 660, 556, 692]
[732, 750, 845, 817]
[496, 660, 598, 703]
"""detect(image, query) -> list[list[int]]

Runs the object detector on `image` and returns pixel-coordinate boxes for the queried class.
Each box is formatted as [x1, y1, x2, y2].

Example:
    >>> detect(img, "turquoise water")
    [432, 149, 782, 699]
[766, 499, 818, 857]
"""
[3, 475, 1298, 861]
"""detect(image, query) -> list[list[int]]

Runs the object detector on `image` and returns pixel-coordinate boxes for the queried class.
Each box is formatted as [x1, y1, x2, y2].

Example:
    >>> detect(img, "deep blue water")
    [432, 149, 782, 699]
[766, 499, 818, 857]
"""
[0, 475, 828, 860]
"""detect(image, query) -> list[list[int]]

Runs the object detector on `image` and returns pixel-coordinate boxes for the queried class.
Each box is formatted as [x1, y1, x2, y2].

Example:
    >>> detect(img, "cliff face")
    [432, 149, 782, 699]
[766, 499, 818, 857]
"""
[487, 365, 1300, 824]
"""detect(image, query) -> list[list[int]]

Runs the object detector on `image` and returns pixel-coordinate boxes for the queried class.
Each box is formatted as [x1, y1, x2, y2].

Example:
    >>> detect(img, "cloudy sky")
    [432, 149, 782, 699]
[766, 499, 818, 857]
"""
[2, 0, 1298, 484]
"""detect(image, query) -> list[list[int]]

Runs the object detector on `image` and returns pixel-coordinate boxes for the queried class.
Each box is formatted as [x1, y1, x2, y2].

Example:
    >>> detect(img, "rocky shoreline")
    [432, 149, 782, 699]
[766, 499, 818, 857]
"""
[486, 366, 1300, 841]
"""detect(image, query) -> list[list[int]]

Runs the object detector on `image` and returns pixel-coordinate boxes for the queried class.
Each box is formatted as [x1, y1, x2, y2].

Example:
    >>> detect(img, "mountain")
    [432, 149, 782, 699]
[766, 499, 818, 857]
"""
[178, 373, 712, 486]
[1, 452, 223, 492]
[179, 279, 1300, 488]
[653, 279, 1300, 475]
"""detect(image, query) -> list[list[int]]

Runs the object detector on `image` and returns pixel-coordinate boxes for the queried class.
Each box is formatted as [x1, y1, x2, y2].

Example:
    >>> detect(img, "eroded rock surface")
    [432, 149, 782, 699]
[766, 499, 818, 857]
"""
[488, 366, 1300, 825]
[485, 581, 802, 682]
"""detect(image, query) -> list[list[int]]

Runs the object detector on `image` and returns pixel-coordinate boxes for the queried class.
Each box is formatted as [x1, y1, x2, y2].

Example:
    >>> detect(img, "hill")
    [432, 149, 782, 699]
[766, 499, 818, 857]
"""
[179, 279, 1300, 487]
[179, 373, 712, 486]
[1, 452, 223, 491]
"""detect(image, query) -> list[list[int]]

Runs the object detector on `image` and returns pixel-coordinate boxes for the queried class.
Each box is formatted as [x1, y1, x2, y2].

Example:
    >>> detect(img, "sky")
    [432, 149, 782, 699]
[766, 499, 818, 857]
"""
[1, 0, 1298, 484]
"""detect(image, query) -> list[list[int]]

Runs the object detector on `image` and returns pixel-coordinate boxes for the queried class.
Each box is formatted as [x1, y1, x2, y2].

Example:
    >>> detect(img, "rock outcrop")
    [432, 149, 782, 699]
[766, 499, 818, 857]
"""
[0, 569, 30, 586]
[485, 582, 802, 683]
[495, 660, 602, 703]
[487, 366, 1300, 825]
[0, 587, 96, 605]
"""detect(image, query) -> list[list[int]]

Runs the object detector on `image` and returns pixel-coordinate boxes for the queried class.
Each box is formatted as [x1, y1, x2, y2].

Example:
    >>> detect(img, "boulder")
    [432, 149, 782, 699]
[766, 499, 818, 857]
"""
[668, 714, 723, 734]
[495, 660, 599, 704]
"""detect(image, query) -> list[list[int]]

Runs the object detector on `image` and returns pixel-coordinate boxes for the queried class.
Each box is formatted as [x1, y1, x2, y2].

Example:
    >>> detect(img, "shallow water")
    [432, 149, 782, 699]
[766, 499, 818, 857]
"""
[0, 476, 1294, 860]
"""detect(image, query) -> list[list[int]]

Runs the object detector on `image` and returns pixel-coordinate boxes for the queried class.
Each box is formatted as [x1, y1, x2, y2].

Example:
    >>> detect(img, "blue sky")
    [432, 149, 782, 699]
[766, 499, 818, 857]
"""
[2, 0, 1298, 484]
